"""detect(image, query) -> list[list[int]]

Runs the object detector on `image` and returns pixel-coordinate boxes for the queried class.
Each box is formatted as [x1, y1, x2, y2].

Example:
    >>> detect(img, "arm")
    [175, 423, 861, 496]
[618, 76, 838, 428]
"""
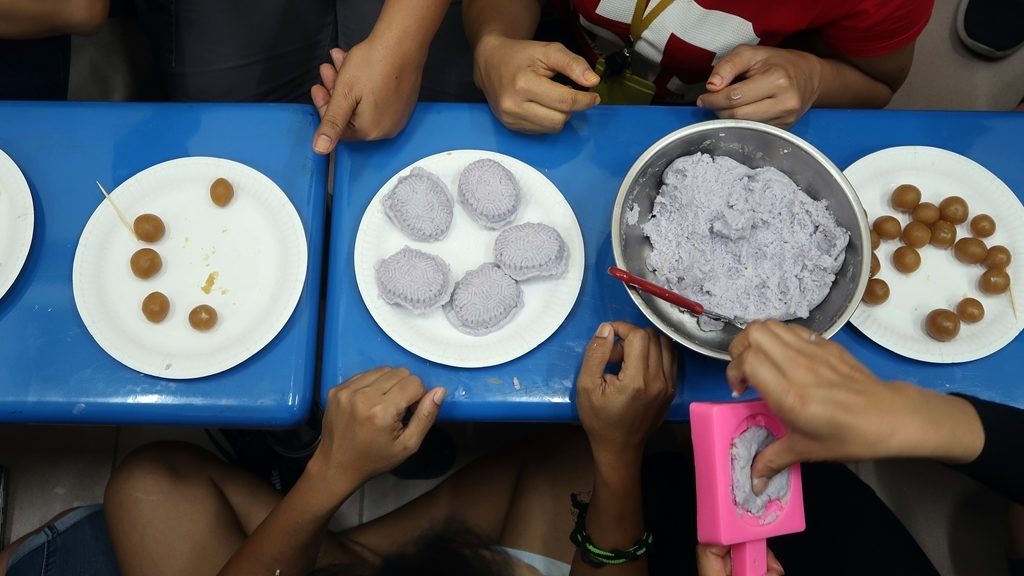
[697, 41, 916, 127]
[464, 0, 541, 47]
[572, 322, 677, 576]
[0, 0, 108, 38]
[218, 368, 445, 575]
[949, 395, 1024, 505]
[311, 0, 449, 150]
[462, 0, 600, 133]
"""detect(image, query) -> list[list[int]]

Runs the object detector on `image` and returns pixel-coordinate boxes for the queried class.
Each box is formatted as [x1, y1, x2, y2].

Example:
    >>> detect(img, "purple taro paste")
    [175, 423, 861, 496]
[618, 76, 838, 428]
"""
[642, 153, 848, 330]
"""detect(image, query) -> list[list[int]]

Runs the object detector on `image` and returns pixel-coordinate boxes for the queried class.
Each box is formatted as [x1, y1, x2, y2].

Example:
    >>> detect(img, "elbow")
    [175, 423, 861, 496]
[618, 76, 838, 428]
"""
[65, 0, 110, 35]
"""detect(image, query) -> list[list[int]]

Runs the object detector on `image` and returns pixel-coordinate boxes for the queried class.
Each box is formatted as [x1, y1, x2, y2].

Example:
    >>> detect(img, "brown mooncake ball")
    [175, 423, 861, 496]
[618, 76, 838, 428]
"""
[984, 245, 1012, 269]
[130, 248, 162, 279]
[979, 268, 1011, 295]
[901, 221, 931, 249]
[970, 214, 995, 238]
[188, 304, 218, 331]
[954, 237, 988, 265]
[891, 184, 921, 212]
[871, 230, 880, 251]
[956, 297, 985, 323]
[141, 291, 170, 323]
[133, 214, 165, 243]
[925, 309, 960, 342]
[912, 202, 940, 225]
[892, 246, 921, 274]
[939, 196, 969, 225]
[210, 178, 234, 207]
[863, 278, 890, 305]
[930, 221, 957, 249]
[873, 216, 901, 240]
[871, 252, 880, 278]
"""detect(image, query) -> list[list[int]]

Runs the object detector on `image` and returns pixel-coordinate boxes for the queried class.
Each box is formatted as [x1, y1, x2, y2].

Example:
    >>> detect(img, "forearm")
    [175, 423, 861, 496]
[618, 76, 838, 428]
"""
[570, 453, 648, 576]
[0, 0, 107, 38]
[217, 462, 362, 576]
[463, 0, 542, 49]
[813, 56, 895, 109]
[371, 0, 450, 62]
[891, 382, 985, 463]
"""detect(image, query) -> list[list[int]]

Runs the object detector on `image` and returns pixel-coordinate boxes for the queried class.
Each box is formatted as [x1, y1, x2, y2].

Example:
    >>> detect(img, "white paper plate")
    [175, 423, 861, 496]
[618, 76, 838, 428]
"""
[0, 149, 34, 301]
[354, 150, 585, 368]
[846, 146, 1024, 363]
[73, 157, 307, 379]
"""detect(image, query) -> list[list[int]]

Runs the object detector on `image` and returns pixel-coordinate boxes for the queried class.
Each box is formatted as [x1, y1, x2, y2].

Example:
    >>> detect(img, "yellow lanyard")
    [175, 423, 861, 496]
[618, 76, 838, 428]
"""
[630, 0, 675, 43]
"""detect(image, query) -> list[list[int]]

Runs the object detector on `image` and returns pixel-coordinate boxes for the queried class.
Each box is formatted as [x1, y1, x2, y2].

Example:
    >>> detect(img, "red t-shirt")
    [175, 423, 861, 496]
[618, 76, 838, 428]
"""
[555, 0, 933, 101]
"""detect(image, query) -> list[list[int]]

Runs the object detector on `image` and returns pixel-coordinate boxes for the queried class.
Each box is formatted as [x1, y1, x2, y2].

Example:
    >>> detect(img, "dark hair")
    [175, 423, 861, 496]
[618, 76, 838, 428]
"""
[311, 522, 513, 576]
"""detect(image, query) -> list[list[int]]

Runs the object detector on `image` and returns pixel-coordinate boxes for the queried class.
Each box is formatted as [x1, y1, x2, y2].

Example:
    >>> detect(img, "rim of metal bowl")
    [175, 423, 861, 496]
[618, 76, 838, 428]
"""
[611, 119, 871, 360]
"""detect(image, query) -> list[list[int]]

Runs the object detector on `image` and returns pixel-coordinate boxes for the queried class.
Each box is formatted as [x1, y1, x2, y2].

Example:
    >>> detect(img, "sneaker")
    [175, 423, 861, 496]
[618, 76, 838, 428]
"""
[957, 0, 1024, 59]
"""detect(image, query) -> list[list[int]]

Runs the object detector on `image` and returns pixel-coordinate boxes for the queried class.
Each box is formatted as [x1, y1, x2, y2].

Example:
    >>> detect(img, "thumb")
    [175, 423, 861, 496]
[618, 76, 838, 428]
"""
[543, 43, 600, 87]
[706, 45, 759, 91]
[313, 89, 358, 154]
[401, 387, 446, 451]
[578, 323, 615, 385]
[750, 436, 799, 496]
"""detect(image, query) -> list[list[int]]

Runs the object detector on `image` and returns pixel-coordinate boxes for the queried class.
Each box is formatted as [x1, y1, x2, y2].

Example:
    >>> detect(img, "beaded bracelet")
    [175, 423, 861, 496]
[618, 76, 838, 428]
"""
[569, 493, 653, 567]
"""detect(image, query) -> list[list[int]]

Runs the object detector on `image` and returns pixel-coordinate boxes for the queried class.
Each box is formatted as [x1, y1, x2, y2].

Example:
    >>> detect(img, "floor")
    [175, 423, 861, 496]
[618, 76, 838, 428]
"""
[3, 0, 1022, 573]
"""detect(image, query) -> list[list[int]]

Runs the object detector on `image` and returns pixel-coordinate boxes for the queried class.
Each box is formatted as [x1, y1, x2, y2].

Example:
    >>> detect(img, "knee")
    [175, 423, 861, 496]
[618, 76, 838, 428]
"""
[105, 441, 216, 506]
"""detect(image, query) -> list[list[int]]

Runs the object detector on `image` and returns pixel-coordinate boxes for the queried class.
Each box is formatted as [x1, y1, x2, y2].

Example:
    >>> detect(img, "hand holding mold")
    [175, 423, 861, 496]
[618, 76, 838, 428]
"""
[725, 320, 985, 488]
[576, 321, 677, 463]
[696, 544, 784, 576]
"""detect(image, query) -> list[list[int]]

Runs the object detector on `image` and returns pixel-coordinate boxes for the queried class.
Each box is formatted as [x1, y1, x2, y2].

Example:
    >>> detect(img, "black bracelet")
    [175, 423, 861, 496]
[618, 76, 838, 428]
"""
[569, 493, 653, 568]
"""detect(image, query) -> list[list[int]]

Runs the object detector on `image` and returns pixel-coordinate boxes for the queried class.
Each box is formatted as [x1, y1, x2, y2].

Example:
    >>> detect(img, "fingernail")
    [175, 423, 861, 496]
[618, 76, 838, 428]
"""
[696, 97, 705, 108]
[314, 134, 332, 154]
[585, 71, 600, 83]
[730, 389, 740, 398]
[432, 387, 446, 405]
[729, 91, 742, 101]
[595, 323, 612, 339]
[708, 74, 723, 87]
[752, 476, 768, 495]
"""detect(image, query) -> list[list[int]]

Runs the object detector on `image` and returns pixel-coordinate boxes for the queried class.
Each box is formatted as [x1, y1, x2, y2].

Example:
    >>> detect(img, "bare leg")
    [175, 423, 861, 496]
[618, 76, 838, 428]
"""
[342, 425, 595, 564]
[104, 442, 353, 576]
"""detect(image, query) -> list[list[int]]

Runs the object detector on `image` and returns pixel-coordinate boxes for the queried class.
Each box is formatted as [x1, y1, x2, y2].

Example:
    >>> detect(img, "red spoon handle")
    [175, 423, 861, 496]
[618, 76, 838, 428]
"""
[607, 266, 705, 315]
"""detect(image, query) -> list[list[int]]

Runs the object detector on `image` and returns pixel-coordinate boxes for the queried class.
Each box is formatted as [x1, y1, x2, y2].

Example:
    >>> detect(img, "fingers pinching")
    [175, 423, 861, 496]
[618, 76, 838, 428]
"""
[544, 43, 600, 87]
[578, 323, 616, 388]
[402, 388, 446, 451]
[705, 44, 758, 91]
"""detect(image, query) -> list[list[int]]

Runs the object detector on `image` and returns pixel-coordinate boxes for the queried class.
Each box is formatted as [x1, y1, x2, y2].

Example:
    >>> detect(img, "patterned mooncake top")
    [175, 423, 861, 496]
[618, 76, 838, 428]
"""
[494, 222, 568, 280]
[382, 167, 453, 242]
[443, 263, 524, 336]
[375, 246, 454, 313]
[458, 159, 521, 229]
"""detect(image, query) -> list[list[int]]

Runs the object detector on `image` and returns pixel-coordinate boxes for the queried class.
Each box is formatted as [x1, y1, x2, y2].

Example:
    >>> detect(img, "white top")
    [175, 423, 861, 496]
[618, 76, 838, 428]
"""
[500, 547, 571, 576]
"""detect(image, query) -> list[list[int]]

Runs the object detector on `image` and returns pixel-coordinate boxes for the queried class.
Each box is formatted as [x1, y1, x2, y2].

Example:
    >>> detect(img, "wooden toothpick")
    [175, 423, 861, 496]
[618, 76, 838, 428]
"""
[96, 181, 137, 239]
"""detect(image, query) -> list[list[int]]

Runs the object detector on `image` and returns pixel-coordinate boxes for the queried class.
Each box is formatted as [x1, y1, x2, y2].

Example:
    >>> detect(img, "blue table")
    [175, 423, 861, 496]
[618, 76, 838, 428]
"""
[324, 103, 1024, 420]
[0, 102, 327, 426]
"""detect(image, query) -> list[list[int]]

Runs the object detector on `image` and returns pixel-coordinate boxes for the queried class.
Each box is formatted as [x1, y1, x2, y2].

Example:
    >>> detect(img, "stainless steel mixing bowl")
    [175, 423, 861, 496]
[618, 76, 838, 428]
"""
[611, 119, 870, 360]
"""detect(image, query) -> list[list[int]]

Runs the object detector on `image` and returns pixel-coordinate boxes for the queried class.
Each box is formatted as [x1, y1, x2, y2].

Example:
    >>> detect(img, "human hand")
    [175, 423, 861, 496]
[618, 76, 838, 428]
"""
[726, 320, 983, 493]
[696, 544, 784, 576]
[576, 322, 677, 464]
[696, 45, 823, 128]
[311, 367, 445, 501]
[473, 35, 601, 133]
[311, 36, 424, 153]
